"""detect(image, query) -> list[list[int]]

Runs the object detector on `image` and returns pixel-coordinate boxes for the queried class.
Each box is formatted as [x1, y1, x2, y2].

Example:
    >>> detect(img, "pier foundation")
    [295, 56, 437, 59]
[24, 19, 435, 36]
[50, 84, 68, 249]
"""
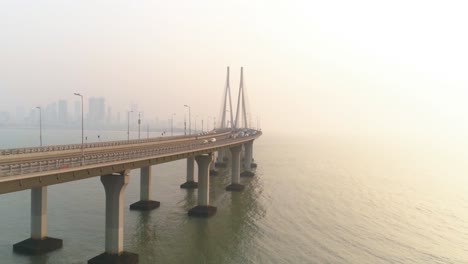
[226, 145, 244, 191]
[241, 140, 255, 177]
[188, 154, 217, 217]
[13, 187, 63, 255]
[215, 150, 227, 168]
[180, 157, 198, 189]
[130, 166, 160, 210]
[89, 171, 138, 264]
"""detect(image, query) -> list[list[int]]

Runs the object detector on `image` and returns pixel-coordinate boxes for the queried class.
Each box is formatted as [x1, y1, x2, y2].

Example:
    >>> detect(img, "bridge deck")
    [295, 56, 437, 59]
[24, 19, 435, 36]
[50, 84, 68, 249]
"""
[0, 130, 261, 194]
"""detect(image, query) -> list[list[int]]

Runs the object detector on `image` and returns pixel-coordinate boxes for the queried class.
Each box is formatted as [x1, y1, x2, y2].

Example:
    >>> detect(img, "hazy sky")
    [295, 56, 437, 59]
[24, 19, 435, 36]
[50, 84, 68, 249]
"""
[1, 0, 468, 139]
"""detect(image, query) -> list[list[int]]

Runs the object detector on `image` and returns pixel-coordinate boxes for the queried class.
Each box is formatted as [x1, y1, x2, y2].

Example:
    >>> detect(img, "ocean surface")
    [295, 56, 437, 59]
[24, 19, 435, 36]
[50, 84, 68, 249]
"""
[0, 128, 467, 264]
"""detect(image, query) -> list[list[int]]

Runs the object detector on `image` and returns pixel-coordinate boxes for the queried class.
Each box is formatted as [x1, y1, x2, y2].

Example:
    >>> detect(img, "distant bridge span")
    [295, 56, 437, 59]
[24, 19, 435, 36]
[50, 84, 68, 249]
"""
[0, 129, 260, 194]
[1, 128, 262, 264]
[2, 66, 260, 264]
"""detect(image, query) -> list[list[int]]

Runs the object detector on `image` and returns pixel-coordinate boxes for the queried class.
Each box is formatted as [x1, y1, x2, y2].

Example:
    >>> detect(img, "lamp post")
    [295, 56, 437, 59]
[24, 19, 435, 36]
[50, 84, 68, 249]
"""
[171, 113, 176, 136]
[73, 93, 84, 165]
[138, 112, 141, 140]
[184, 113, 186, 135]
[184, 104, 191, 135]
[36, 107, 42, 147]
[208, 116, 211, 131]
[127, 110, 133, 141]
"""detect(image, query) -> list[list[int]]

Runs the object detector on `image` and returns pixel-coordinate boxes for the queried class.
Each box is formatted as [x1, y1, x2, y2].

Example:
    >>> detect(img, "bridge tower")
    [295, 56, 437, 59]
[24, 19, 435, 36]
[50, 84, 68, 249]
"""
[219, 66, 234, 129]
[215, 67, 234, 168]
[233, 67, 257, 176]
[234, 67, 250, 129]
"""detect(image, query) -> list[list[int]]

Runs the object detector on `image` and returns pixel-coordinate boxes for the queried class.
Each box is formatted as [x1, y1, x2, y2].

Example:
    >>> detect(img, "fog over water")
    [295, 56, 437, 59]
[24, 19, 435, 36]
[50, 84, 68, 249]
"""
[1, 1, 468, 263]
[1, 0, 468, 140]
[0, 130, 468, 263]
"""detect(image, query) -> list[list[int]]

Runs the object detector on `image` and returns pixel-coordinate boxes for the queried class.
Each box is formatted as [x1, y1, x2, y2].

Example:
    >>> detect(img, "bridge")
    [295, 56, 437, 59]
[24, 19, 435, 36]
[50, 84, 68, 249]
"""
[0, 67, 262, 264]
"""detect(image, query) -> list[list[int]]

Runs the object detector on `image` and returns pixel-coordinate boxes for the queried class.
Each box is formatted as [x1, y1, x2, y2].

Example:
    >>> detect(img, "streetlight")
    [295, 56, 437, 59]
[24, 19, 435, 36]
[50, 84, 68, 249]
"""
[184, 113, 186, 135]
[184, 104, 191, 135]
[36, 107, 42, 147]
[73, 93, 84, 165]
[194, 115, 198, 133]
[138, 112, 142, 140]
[171, 113, 176, 136]
[127, 110, 133, 141]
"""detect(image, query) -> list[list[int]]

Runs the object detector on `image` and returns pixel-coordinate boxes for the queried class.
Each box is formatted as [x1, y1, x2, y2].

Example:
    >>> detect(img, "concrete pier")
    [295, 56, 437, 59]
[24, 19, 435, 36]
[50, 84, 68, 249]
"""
[226, 145, 244, 191]
[130, 166, 160, 210]
[210, 152, 219, 176]
[241, 140, 255, 177]
[188, 154, 217, 217]
[13, 187, 63, 255]
[215, 149, 228, 168]
[89, 171, 138, 264]
[180, 157, 198, 189]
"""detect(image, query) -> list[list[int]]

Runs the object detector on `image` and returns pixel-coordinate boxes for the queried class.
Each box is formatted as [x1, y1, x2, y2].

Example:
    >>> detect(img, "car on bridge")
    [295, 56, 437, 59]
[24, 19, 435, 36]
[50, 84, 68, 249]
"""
[209, 138, 216, 143]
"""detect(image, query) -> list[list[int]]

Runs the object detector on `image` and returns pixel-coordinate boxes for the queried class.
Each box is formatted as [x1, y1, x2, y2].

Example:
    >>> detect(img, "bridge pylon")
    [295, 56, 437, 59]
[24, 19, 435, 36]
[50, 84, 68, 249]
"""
[234, 67, 250, 129]
[218, 66, 234, 129]
[215, 67, 235, 168]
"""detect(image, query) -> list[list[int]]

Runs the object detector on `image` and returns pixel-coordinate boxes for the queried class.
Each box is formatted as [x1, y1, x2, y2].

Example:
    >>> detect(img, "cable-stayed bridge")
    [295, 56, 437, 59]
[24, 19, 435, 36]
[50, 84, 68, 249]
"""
[0, 67, 262, 264]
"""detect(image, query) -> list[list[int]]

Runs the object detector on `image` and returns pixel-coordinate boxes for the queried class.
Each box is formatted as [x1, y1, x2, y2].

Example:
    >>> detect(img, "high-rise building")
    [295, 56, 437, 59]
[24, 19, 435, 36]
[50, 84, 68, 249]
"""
[58, 100, 68, 124]
[74, 101, 80, 122]
[0, 111, 11, 125]
[15, 106, 25, 125]
[45, 102, 57, 125]
[88, 97, 105, 124]
[106, 106, 112, 124]
[116, 111, 121, 125]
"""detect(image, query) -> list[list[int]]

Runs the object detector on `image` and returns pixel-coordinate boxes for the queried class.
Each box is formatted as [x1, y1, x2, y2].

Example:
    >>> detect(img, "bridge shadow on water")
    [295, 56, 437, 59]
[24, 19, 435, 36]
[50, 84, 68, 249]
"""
[127, 162, 266, 264]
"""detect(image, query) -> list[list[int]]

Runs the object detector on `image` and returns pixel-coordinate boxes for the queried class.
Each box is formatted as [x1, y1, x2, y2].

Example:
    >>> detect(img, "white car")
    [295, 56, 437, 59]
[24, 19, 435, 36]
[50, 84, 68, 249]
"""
[209, 138, 216, 143]
[202, 140, 208, 144]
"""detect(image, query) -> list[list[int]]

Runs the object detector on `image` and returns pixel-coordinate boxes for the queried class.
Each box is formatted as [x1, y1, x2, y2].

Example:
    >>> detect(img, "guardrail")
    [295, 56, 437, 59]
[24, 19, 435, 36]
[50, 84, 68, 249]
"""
[0, 129, 231, 156]
[0, 132, 259, 178]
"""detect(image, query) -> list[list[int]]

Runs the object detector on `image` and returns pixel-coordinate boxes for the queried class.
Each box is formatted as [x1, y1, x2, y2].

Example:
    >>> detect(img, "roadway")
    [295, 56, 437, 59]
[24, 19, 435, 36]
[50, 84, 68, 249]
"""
[0, 129, 262, 194]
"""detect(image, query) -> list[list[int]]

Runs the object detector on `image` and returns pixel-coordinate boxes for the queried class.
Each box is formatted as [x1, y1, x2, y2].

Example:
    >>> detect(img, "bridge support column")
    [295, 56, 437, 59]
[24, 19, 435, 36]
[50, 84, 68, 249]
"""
[13, 187, 63, 255]
[188, 154, 217, 217]
[180, 157, 198, 189]
[215, 149, 228, 168]
[129, 166, 160, 210]
[89, 171, 138, 264]
[210, 152, 219, 176]
[241, 140, 255, 177]
[226, 145, 244, 191]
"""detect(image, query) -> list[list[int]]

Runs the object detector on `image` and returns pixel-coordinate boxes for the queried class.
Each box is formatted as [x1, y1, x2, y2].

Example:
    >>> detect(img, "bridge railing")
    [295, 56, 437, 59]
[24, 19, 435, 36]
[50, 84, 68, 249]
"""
[0, 132, 259, 178]
[0, 129, 230, 156]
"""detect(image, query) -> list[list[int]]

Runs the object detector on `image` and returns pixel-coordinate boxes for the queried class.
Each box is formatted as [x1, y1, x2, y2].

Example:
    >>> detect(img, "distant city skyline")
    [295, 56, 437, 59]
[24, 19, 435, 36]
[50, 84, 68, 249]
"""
[2, 1, 468, 139]
[0, 96, 246, 133]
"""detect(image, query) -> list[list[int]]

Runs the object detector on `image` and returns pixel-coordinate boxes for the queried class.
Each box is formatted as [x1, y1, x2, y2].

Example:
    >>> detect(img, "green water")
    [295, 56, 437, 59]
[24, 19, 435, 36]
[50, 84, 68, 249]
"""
[0, 128, 467, 263]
